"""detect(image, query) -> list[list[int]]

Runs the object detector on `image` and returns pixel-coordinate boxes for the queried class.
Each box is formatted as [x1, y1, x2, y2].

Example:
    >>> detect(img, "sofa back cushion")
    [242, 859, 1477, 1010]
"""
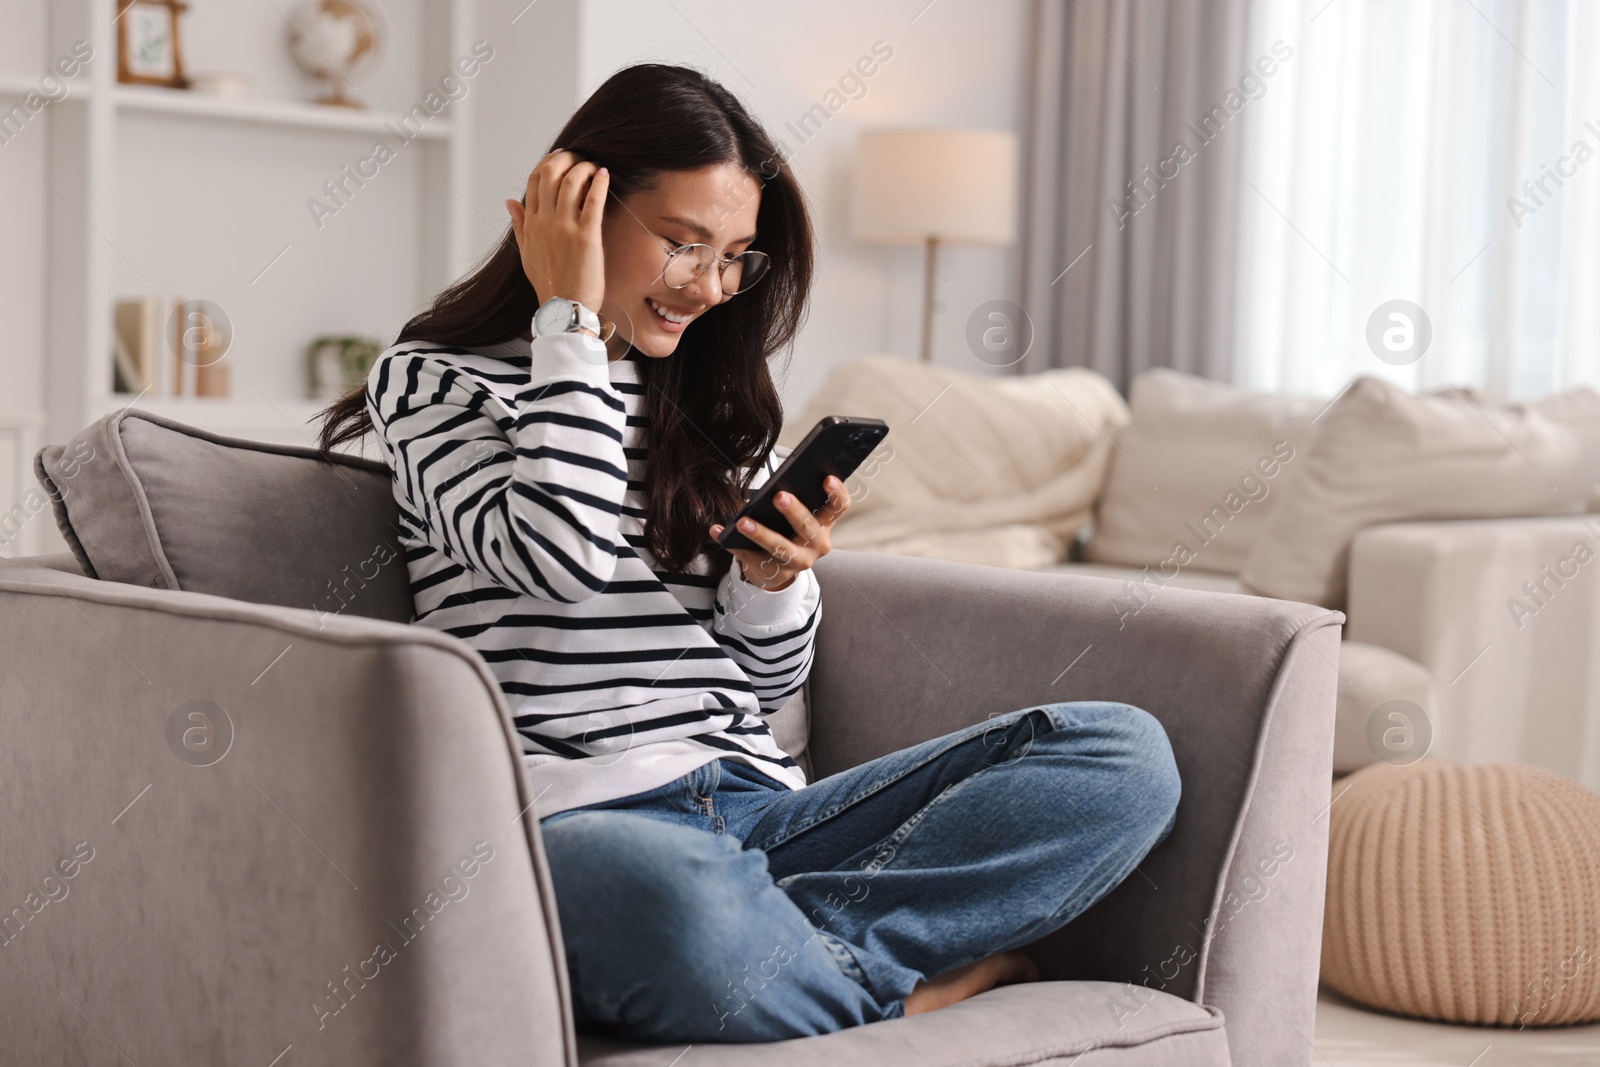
[1241, 378, 1600, 608]
[780, 355, 1128, 569]
[1087, 370, 1319, 575]
[34, 410, 413, 624]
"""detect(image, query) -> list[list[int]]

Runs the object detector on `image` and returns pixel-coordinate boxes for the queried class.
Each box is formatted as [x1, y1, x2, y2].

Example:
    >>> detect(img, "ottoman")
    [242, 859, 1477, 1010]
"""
[1321, 760, 1600, 1026]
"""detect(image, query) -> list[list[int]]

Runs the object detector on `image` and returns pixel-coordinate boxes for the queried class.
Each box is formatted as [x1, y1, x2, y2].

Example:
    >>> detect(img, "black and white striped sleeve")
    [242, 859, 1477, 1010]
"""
[708, 447, 822, 713]
[367, 333, 629, 603]
[711, 560, 820, 713]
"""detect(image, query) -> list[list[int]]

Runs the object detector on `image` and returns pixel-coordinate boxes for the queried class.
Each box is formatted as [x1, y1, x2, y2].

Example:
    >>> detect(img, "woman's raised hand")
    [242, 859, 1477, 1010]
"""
[504, 149, 610, 314]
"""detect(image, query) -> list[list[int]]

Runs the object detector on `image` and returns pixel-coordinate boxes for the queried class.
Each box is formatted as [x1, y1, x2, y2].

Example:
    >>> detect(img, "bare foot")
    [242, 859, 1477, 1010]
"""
[902, 951, 1041, 1015]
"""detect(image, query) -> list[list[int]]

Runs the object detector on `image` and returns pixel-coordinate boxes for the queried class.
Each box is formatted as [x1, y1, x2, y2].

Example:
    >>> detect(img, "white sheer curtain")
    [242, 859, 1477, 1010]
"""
[1232, 0, 1600, 400]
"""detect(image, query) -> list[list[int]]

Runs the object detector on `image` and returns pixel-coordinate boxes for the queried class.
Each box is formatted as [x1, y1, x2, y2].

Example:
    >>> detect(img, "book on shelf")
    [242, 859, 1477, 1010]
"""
[111, 296, 231, 400]
[112, 297, 160, 394]
[172, 296, 230, 398]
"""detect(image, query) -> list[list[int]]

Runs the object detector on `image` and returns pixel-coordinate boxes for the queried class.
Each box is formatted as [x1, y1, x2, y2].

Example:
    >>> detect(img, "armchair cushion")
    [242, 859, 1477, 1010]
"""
[579, 982, 1228, 1065]
[33, 409, 413, 623]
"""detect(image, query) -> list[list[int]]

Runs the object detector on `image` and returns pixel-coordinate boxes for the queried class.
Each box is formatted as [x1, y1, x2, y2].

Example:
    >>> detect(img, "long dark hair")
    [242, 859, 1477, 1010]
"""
[316, 63, 814, 576]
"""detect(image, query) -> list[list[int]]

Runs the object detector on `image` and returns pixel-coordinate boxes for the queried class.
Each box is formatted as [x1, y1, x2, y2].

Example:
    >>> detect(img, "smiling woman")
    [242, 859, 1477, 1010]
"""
[317, 62, 812, 575]
[311, 62, 1178, 1048]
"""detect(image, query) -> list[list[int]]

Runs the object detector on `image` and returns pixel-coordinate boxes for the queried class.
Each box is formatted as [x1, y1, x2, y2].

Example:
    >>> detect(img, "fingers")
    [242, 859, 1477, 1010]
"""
[555, 160, 597, 219]
[533, 148, 576, 217]
[772, 490, 825, 545]
[522, 167, 538, 219]
[729, 515, 802, 564]
[581, 165, 610, 227]
[525, 154, 551, 217]
[814, 476, 851, 528]
[709, 519, 788, 561]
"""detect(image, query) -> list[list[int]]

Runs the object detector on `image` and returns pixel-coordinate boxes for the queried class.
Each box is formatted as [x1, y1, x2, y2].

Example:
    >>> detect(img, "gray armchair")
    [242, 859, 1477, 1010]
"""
[1, 411, 1343, 1066]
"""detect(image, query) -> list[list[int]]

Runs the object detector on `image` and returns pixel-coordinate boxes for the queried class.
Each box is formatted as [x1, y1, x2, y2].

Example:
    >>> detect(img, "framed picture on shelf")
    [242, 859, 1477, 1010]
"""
[117, 0, 190, 89]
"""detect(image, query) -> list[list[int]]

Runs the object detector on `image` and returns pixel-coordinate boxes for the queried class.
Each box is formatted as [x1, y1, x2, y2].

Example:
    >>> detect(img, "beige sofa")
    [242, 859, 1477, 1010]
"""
[1050, 371, 1600, 787]
[1051, 519, 1600, 784]
[790, 361, 1600, 789]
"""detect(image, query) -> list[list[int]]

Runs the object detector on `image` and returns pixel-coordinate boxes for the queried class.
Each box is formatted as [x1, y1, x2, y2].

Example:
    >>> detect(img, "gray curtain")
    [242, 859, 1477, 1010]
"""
[1015, 0, 1250, 393]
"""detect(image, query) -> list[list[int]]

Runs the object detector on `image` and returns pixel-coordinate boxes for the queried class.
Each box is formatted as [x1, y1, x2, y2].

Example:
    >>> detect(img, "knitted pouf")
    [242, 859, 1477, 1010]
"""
[1321, 761, 1600, 1026]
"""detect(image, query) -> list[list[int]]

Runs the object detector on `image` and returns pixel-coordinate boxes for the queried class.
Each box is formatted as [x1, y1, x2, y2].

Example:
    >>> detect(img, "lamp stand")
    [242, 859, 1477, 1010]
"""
[919, 235, 939, 364]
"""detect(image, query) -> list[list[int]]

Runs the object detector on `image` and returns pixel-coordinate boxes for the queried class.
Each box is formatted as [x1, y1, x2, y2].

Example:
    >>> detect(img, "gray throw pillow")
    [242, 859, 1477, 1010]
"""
[33, 410, 413, 624]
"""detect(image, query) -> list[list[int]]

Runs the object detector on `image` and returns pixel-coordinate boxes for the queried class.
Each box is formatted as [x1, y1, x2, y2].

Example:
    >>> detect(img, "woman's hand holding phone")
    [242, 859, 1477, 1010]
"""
[504, 148, 610, 317]
[710, 476, 852, 592]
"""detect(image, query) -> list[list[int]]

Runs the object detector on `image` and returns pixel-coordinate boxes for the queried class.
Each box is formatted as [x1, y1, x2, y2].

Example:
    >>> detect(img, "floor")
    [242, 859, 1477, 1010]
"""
[1315, 987, 1600, 1065]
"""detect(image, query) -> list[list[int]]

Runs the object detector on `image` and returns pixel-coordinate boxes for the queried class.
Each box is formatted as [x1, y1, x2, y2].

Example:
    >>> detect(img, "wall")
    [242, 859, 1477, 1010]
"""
[470, 0, 581, 270]
[573, 0, 1030, 410]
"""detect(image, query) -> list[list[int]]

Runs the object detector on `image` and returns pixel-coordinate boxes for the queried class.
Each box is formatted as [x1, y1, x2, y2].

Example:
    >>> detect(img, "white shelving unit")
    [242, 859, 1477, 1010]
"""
[30, 0, 479, 453]
[112, 83, 456, 139]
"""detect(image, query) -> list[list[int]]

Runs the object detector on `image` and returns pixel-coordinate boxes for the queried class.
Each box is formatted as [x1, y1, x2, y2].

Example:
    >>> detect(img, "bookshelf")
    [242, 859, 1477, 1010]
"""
[31, 0, 480, 456]
[112, 83, 457, 139]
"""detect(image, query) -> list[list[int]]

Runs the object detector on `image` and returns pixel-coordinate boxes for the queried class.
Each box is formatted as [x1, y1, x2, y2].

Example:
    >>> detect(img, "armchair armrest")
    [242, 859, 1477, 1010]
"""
[0, 560, 575, 1067]
[807, 550, 1343, 1067]
[1348, 515, 1600, 788]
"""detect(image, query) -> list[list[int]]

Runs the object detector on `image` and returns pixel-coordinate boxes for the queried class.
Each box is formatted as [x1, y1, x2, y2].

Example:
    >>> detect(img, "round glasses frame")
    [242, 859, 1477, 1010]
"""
[657, 241, 771, 296]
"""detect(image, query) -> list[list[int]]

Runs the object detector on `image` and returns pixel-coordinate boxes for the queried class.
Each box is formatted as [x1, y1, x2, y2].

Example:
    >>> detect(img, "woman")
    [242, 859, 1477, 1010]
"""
[318, 63, 1180, 1045]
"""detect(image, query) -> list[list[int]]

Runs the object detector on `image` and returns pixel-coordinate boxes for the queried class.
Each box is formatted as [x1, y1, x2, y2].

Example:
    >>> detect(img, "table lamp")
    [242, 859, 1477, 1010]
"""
[850, 128, 1018, 363]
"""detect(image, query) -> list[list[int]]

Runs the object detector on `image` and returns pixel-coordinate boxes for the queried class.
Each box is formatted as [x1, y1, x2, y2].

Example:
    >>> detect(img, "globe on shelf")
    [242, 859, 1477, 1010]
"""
[286, 0, 384, 109]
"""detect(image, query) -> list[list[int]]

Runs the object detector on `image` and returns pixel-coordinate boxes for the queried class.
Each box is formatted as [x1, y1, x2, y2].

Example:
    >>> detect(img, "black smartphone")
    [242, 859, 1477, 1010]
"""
[716, 416, 890, 552]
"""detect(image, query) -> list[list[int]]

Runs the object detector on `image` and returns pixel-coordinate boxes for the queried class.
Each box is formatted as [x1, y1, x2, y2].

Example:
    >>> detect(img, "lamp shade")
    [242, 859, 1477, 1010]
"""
[850, 128, 1018, 246]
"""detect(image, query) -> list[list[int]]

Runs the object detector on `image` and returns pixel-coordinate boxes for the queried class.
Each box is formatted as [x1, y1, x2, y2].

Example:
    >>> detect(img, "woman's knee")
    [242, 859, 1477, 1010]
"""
[1103, 703, 1181, 843]
[1039, 701, 1181, 842]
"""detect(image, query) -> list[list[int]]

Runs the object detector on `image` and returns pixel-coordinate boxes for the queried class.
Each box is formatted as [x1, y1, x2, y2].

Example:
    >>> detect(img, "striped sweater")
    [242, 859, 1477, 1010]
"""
[366, 330, 817, 818]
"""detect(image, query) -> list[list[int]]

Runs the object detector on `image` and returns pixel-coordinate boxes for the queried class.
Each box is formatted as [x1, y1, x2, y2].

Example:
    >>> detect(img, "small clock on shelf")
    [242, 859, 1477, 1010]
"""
[117, 0, 191, 89]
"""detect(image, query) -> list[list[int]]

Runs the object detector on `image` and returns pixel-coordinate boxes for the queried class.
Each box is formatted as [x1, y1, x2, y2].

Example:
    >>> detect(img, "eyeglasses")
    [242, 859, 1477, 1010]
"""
[658, 241, 771, 296]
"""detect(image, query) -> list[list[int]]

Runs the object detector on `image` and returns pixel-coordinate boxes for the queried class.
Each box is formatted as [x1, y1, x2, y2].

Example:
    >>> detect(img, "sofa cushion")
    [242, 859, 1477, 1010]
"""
[1241, 378, 1600, 608]
[576, 981, 1228, 1066]
[1087, 370, 1318, 576]
[779, 355, 1128, 570]
[34, 409, 414, 623]
[1332, 641, 1435, 775]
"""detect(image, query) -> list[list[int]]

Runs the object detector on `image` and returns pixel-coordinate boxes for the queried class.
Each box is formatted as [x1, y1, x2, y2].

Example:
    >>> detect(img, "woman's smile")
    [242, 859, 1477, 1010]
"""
[644, 294, 701, 332]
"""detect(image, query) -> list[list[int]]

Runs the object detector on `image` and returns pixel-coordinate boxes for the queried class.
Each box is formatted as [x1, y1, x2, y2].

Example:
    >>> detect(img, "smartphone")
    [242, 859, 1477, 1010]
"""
[716, 416, 890, 552]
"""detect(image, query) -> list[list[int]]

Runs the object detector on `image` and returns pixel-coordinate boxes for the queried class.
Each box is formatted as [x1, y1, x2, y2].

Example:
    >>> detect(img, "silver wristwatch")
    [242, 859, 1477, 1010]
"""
[532, 296, 602, 339]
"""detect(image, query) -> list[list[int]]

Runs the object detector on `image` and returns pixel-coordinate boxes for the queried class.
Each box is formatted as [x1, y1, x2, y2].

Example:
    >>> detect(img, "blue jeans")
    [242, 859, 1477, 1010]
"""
[537, 701, 1180, 1044]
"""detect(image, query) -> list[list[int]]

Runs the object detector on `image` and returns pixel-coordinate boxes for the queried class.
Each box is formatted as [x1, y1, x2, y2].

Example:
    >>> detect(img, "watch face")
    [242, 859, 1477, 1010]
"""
[534, 298, 573, 337]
